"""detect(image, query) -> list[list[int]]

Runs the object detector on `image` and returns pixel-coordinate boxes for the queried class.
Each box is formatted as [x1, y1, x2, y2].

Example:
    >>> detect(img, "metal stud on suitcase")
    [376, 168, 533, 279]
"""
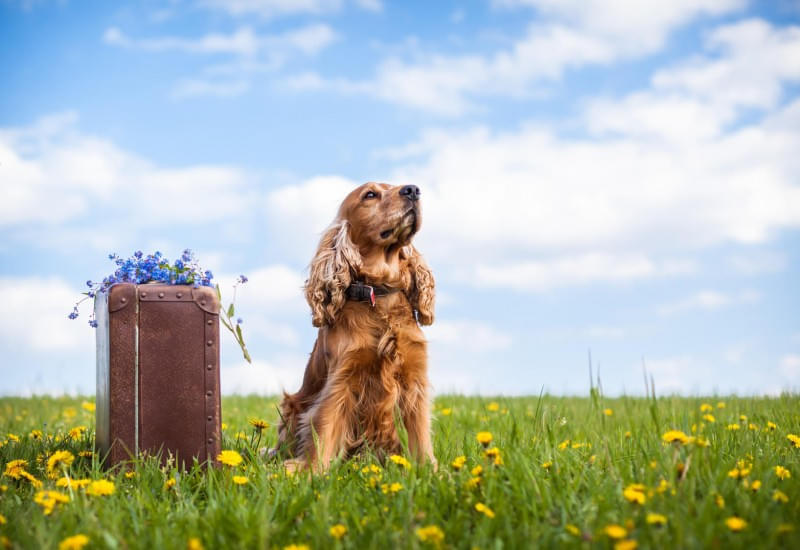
[95, 283, 221, 468]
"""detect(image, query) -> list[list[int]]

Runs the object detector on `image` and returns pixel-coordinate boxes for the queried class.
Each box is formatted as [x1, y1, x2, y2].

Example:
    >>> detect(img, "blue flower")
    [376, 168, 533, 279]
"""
[88, 319, 98, 328]
[236, 317, 243, 325]
[68, 311, 78, 320]
[238, 275, 248, 284]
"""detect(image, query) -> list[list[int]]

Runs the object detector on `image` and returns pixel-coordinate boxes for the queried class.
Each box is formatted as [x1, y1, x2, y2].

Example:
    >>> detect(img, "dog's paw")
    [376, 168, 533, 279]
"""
[283, 458, 307, 473]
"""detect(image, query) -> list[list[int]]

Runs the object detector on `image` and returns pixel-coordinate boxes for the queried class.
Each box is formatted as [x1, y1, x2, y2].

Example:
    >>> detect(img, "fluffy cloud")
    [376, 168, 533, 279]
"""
[656, 289, 760, 316]
[0, 276, 94, 354]
[291, 0, 744, 114]
[424, 320, 512, 352]
[0, 112, 254, 237]
[104, 23, 337, 99]
[199, 0, 381, 19]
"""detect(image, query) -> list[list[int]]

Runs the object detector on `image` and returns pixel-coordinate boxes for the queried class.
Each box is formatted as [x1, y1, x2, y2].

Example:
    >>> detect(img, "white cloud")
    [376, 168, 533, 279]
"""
[779, 354, 800, 380]
[199, 0, 380, 18]
[221, 356, 308, 394]
[728, 251, 787, 275]
[642, 355, 705, 393]
[0, 276, 94, 353]
[657, 289, 760, 316]
[471, 254, 693, 292]
[424, 320, 512, 352]
[652, 19, 800, 112]
[0, 112, 254, 231]
[265, 175, 360, 259]
[104, 23, 338, 99]
[293, 0, 744, 114]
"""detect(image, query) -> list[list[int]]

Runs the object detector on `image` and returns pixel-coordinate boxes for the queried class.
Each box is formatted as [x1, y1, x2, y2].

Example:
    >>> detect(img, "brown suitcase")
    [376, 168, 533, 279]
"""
[94, 283, 221, 468]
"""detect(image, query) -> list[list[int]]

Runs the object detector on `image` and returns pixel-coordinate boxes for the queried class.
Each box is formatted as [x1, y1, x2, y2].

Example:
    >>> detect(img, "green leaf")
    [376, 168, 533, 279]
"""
[236, 324, 243, 341]
[215, 283, 222, 301]
[243, 348, 251, 363]
[227, 303, 235, 318]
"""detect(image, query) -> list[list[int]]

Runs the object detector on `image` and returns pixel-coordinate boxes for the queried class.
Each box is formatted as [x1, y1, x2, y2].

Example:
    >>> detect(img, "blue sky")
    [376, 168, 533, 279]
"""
[1, 0, 799, 397]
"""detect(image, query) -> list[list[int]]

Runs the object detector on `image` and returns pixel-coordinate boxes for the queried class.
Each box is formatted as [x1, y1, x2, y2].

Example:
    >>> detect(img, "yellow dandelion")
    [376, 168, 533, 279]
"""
[3, 459, 28, 479]
[59, 534, 89, 550]
[716, 401, 726, 409]
[164, 478, 177, 490]
[694, 437, 710, 447]
[773, 490, 789, 503]
[766, 421, 777, 431]
[624, 431, 632, 438]
[56, 477, 91, 489]
[661, 430, 689, 444]
[283, 545, 310, 550]
[775, 465, 791, 480]
[703, 414, 716, 423]
[542, 461, 553, 469]
[700, 403, 713, 412]
[86, 479, 115, 496]
[416, 525, 445, 545]
[485, 446, 501, 459]
[476, 431, 493, 446]
[19, 470, 43, 488]
[0, 513, 5, 525]
[47, 450, 75, 478]
[726, 424, 740, 431]
[248, 418, 269, 431]
[125, 471, 136, 479]
[604, 524, 627, 539]
[787, 434, 800, 448]
[750, 480, 762, 492]
[362, 464, 382, 474]
[749, 423, 759, 431]
[623, 484, 646, 505]
[486, 402, 500, 412]
[739, 414, 747, 422]
[233, 475, 249, 485]
[81, 402, 95, 413]
[187, 537, 204, 550]
[725, 517, 747, 532]
[217, 450, 243, 467]
[389, 454, 411, 469]
[465, 476, 481, 489]
[471, 465, 483, 477]
[329, 524, 347, 539]
[6, 433, 19, 443]
[451, 456, 467, 470]
[615, 540, 638, 550]
[558, 439, 570, 450]
[604, 408, 613, 416]
[30, 429, 43, 440]
[646, 513, 667, 526]
[34, 490, 70, 515]
[475, 502, 495, 518]
[439, 408, 452, 416]
[715, 493, 725, 509]
[565, 524, 581, 536]
[68, 426, 87, 439]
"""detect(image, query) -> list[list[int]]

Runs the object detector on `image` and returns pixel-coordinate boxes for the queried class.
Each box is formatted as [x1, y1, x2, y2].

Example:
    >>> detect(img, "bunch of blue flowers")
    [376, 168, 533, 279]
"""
[69, 249, 251, 362]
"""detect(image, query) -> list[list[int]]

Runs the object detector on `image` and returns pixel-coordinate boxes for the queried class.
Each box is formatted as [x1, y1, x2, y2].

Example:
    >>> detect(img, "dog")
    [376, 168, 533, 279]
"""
[274, 182, 436, 471]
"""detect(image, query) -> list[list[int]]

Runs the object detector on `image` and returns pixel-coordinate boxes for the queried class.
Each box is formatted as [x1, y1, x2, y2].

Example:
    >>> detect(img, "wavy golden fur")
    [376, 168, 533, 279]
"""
[275, 182, 435, 470]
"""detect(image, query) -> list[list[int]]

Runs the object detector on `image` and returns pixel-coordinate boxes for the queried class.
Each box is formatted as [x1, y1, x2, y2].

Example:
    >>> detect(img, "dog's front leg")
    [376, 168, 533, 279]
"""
[298, 360, 358, 472]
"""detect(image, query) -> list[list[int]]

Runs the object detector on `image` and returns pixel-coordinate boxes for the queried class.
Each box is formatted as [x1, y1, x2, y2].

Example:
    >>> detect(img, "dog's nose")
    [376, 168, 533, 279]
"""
[400, 185, 420, 201]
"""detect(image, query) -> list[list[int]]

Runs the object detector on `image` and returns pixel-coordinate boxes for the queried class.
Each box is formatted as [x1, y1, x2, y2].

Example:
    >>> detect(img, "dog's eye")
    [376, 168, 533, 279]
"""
[363, 190, 378, 200]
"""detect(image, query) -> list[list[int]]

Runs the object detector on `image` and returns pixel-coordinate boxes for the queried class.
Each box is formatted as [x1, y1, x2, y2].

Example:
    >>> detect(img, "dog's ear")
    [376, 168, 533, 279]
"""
[305, 220, 362, 327]
[402, 245, 435, 326]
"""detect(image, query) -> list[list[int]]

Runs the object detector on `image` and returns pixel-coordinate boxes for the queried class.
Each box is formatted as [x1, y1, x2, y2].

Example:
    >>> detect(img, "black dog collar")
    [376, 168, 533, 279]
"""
[346, 281, 400, 307]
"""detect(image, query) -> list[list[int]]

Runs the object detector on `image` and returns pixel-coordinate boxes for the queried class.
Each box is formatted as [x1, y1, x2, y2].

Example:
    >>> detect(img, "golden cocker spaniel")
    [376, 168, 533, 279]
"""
[275, 182, 435, 470]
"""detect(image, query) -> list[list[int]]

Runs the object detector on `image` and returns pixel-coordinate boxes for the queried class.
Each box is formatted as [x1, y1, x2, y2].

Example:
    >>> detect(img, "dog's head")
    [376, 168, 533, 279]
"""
[305, 182, 434, 327]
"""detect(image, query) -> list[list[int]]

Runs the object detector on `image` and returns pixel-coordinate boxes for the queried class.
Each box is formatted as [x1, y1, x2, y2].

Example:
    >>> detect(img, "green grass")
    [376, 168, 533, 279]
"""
[1, 393, 799, 549]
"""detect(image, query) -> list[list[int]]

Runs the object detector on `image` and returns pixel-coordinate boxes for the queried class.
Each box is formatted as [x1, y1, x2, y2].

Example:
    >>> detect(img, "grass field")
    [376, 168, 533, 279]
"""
[1, 392, 799, 549]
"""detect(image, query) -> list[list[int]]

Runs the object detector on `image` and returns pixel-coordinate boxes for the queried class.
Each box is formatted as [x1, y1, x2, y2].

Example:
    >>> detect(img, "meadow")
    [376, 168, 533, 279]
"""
[1, 392, 798, 549]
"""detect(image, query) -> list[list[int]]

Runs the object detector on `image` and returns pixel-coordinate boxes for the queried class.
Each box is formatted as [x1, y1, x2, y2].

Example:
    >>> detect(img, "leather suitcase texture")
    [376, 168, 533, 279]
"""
[95, 283, 221, 468]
